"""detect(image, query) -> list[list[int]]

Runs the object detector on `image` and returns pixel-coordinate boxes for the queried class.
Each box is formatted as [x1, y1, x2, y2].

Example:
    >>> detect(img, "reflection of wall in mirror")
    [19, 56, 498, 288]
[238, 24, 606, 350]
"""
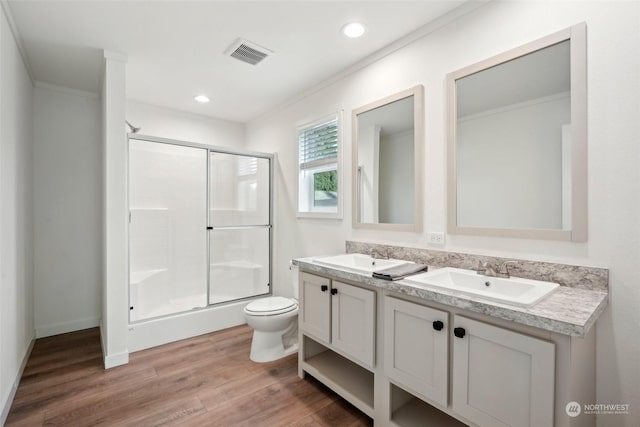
[358, 125, 380, 223]
[457, 93, 569, 230]
[379, 130, 414, 224]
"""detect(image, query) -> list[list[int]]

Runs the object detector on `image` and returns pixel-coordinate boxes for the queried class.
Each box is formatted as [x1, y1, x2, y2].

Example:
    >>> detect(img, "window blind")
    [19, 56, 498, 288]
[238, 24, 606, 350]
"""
[298, 118, 338, 170]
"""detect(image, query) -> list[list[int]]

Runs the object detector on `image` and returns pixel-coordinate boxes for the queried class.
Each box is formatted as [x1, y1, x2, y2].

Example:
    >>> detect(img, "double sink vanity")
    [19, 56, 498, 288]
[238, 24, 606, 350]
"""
[293, 242, 608, 427]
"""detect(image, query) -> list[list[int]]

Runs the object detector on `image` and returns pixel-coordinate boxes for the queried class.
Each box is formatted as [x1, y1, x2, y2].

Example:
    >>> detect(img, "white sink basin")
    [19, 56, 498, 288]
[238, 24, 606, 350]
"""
[313, 253, 412, 275]
[404, 267, 559, 307]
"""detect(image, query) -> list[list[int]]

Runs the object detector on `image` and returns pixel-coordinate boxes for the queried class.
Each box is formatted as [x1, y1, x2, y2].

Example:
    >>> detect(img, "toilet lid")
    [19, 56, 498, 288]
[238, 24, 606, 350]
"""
[245, 296, 297, 315]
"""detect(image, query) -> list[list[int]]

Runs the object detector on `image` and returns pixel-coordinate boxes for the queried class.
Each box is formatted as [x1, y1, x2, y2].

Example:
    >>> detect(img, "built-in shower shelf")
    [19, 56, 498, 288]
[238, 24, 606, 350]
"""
[130, 207, 169, 211]
[209, 261, 262, 269]
[130, 269, 167, 285]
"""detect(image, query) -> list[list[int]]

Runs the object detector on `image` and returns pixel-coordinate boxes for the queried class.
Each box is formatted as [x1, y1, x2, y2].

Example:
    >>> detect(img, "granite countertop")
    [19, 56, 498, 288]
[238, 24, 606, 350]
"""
[293, 257, 608, 337]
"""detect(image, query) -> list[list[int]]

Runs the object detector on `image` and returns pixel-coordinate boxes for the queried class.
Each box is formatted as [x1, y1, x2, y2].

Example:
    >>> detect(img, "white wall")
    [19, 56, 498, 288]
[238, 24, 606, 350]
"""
[126, 100, 245, 149]
[0, 6, 34, 424]
[246, 2, 640, 425]
[32, 83, 102, 338]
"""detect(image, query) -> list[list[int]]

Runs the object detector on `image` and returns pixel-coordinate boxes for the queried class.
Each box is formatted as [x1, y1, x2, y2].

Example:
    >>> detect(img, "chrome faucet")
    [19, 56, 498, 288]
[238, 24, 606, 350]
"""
[499, 261, 517, 278]
[370, 247, 390, 260]
[477, 260, 498, 277]
[477, 260, 517, 278]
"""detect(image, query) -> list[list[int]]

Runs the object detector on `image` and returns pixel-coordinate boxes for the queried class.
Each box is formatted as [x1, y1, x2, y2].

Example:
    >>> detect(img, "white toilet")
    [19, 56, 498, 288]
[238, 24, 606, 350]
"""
[243, 266, 299, 362]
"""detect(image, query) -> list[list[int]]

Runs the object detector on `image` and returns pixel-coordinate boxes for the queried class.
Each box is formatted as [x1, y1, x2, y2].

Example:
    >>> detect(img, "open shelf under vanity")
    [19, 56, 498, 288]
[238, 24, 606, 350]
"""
[390, 383, 468, 427]
[300, 335, 374, 418]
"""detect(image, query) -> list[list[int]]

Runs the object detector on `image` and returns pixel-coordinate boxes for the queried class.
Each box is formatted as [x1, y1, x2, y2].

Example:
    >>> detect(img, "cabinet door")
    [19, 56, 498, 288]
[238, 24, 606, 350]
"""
[384, 297, 448, 407]
[299, 272, 331, 343]
[331, 281, 376, 368]
[452, 316, 555, 427]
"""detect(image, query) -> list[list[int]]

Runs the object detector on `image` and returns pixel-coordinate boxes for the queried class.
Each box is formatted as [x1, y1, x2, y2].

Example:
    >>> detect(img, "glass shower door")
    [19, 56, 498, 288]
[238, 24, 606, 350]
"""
[129, 139, 208, 321]
[209, 152, 271, 304]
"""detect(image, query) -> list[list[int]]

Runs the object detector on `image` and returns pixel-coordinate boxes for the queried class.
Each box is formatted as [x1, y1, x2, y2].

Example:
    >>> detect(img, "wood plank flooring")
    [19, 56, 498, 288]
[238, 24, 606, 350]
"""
[5, 325, 372, 427]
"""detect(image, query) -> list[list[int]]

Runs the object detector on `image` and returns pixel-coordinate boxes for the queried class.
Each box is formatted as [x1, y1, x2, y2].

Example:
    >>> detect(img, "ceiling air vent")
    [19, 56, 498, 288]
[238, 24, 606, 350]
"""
[224, 38, 273, 66]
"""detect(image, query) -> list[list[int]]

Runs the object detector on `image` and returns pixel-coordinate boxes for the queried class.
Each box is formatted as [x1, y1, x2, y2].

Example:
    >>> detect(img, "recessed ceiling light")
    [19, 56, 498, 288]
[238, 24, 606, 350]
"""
[194, 94, 210, 103]
[342, 22, 366, 38]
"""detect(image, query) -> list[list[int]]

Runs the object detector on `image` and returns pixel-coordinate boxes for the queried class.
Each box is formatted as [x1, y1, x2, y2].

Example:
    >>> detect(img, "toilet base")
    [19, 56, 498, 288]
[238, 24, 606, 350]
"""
[249, 322, 298, 363]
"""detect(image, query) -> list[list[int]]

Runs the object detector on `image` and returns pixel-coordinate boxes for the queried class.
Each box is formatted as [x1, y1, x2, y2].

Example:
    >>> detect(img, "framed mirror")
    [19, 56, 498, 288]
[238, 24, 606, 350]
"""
[352, 86, 424, 231]
[447, 23, 587, 241]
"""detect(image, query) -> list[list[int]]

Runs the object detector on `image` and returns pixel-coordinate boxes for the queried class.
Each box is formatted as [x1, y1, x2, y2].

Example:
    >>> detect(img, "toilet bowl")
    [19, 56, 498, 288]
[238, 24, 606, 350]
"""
[244, 296, 298, 362]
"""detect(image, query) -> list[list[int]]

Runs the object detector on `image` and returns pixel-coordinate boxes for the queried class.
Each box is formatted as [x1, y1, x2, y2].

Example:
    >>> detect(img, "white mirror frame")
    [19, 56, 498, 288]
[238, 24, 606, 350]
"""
[352, 85, 424, 232]
[447, 23, 587, 242]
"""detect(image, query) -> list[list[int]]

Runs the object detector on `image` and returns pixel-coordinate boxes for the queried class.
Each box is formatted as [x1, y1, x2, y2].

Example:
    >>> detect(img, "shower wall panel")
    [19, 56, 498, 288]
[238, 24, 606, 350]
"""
[129, 140, 208, 321]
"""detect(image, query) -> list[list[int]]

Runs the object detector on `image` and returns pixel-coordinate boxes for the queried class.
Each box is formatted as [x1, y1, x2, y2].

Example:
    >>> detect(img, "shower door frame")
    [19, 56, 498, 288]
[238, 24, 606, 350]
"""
[127, 134, 274, 324]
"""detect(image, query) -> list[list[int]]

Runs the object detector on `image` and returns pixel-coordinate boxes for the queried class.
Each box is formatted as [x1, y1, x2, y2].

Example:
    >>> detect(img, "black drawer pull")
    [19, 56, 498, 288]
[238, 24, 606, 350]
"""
[454, 327, 466, 339]
[432, 320, 444, 331]
[331, 288, 338, 295]
[321, 285, 328, 292]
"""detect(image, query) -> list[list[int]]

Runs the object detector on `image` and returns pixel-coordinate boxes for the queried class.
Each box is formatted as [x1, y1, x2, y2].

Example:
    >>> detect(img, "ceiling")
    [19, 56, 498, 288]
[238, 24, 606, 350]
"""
[6, 0, 467, 122]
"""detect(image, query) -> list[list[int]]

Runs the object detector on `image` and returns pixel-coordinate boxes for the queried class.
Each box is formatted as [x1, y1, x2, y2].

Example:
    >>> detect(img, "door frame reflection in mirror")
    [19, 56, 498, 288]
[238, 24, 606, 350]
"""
[352, 85, 424, 232]
[446, 23, 587, 242]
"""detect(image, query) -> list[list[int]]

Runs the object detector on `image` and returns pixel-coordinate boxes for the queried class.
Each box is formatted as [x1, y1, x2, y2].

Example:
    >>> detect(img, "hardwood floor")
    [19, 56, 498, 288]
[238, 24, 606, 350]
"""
[5, 325, 372, 427]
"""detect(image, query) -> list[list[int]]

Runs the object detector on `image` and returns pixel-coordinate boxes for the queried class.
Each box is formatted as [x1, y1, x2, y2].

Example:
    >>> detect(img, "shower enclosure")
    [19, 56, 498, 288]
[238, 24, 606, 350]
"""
[128, 135, 272, 322]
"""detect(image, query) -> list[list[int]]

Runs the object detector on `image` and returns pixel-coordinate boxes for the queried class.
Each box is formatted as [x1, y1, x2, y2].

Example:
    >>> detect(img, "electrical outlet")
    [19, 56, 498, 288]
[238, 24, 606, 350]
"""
[427, 232, 445, 245]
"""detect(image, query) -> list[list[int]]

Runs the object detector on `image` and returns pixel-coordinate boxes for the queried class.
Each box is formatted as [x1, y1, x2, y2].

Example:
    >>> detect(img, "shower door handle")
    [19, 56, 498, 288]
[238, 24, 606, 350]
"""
[206, 226, 213, 230]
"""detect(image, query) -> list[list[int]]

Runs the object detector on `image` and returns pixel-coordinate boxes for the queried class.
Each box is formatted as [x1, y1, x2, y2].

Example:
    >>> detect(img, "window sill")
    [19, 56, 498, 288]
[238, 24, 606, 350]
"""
[297, 211, 343, 220]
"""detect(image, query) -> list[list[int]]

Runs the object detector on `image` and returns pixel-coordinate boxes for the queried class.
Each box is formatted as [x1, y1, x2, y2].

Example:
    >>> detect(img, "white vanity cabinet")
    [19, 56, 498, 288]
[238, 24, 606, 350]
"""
[299, 272, 376, 367]
[384, 297, 556, 427]
[298, 272, 377, 417]
[452, 316, 555, 427]
[298, 266, 598, 427]
[384, 296, 449, 407]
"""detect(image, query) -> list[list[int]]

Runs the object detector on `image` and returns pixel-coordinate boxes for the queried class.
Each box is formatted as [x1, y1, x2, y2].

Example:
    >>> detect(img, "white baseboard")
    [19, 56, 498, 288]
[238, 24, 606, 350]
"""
[1, 338, 35, 425]
[99, 322, 130, 369]
[35, 317, 100, 338]
[103, 350, 129, 369]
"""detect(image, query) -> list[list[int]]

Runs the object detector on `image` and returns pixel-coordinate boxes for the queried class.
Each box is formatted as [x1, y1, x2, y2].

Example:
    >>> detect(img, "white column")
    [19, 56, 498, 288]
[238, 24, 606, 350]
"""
[101, 50, 129, 369]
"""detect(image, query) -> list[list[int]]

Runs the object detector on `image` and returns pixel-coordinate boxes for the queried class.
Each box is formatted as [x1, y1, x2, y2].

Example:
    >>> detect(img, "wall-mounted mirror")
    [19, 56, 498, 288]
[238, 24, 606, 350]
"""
[447, 23, 587, 241]
[353, 86, 424, 231]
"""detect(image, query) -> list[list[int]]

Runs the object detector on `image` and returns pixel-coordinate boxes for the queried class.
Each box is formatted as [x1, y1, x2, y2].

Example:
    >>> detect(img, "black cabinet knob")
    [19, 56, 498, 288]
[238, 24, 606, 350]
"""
[331, 288, 338, 295]
[454, 327, 466, 338]
[432, 320, 444, 331]
[320, 285, 328, 292]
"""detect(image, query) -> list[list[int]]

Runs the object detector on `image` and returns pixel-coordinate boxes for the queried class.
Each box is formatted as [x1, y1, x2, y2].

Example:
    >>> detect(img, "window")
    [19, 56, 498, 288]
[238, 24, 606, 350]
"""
[297, 113, 342, 218]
